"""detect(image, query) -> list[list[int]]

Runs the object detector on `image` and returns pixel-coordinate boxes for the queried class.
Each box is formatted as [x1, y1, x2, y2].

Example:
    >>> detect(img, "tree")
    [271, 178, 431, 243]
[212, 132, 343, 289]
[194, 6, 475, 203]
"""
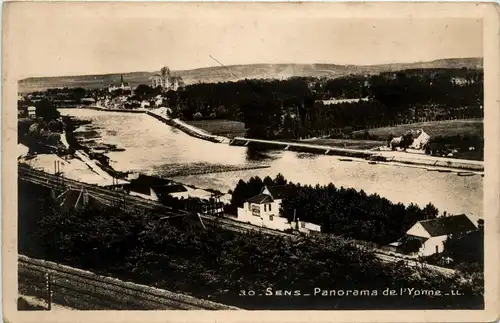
[443, 230, 483, 269]
[134, 84, 159, 101]
[400, 236, 423, 254]
[263, 176, 274, 186]
[35, 99, 60, 121]
[274, 173, 287, 185]
[422, 203, 439, 219]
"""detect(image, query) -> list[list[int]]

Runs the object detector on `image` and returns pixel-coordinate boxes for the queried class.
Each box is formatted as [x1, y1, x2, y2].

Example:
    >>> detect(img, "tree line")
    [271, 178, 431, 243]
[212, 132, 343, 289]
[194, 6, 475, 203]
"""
[229, 174, 439, 245]
[170, 68, 483, 139]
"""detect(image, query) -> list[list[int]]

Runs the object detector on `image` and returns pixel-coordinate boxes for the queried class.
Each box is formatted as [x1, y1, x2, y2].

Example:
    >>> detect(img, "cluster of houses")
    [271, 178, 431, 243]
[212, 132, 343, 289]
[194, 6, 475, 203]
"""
[118, 174, 225, 216]
[97, 71, 184, 110]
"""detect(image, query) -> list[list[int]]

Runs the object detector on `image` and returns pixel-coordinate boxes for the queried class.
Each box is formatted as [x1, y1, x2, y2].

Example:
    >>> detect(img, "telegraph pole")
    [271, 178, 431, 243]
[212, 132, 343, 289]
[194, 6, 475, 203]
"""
[45, 272, 53, 310]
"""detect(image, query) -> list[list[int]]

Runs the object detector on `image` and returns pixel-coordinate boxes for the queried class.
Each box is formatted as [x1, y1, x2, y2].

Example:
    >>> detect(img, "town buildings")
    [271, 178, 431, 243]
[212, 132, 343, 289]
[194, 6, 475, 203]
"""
[108, 75, 132, 93]
[150, 66, 185, 91]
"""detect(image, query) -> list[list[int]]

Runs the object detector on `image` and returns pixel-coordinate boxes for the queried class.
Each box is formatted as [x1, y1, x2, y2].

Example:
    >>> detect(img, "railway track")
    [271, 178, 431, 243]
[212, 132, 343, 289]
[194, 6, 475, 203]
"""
[18, 164, 457, 276]
[19, 255, 239, 310]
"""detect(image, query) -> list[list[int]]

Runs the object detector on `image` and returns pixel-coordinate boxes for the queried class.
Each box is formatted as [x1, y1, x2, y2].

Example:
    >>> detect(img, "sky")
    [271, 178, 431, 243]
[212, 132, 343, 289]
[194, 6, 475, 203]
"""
[5, 3, 483, 78]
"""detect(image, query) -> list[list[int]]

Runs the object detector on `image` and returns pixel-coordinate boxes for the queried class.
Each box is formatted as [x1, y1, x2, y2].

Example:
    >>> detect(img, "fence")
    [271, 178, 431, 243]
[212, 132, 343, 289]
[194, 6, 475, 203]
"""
[18, 255, 240, 310]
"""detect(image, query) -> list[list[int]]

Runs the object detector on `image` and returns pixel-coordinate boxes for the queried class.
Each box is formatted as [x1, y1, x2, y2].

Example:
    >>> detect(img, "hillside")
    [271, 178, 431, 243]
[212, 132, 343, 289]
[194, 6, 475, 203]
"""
[353, 119, 483, 138]
[18, 57, 483, 93]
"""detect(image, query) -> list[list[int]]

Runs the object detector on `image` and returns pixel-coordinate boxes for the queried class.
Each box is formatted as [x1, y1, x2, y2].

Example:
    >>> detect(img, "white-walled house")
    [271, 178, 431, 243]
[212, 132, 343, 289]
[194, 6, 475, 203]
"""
[27, 106, 36, 119]
[237, 185, 321, 233]
[392, 214, 477, 257]
[237, 185, 290, 231]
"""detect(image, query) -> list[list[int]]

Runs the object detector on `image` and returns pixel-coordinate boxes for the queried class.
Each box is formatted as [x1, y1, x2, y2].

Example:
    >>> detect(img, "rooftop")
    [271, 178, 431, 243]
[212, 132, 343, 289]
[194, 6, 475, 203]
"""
[246, 193, 274, 205]
[418, 214, 477, 237]
[261, 185, 294, 200]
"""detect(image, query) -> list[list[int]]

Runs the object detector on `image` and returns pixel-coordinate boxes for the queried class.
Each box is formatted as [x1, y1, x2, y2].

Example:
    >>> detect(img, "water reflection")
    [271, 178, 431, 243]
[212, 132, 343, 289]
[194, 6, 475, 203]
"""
[245, 146, 279, 162]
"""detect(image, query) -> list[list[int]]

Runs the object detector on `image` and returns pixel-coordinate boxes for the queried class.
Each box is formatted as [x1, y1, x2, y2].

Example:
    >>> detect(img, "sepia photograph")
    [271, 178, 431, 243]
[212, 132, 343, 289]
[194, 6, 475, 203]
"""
[2, 2, 500, 322]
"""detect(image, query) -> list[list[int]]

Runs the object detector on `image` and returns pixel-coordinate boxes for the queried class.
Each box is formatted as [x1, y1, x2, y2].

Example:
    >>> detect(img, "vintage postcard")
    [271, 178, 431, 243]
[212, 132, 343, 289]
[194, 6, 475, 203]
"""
[2, 1, 500, 322]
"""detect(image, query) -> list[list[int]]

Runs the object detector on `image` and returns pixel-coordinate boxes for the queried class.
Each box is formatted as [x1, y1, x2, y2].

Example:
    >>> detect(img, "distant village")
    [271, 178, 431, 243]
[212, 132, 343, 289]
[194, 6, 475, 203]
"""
[18, 66, 185, 118]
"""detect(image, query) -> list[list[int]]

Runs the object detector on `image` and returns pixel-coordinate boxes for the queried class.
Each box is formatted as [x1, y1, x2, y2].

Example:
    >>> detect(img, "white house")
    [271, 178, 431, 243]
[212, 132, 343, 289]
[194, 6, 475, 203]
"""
[409, 129, 431, 150]
[237, 185, 290, 231]
[394, 214, 477, 257]
[27, 106, 36, 119]
[237, 185, 321, 233]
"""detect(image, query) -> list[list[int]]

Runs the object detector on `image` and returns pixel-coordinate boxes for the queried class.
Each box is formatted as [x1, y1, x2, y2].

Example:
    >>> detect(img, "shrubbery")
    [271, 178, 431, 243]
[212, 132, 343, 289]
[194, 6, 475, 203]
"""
[21, 188, 482, 309]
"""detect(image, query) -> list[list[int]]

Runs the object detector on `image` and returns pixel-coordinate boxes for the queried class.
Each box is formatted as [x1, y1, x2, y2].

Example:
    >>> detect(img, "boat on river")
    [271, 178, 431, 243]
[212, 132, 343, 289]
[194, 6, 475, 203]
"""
[457, 172, 475, 177]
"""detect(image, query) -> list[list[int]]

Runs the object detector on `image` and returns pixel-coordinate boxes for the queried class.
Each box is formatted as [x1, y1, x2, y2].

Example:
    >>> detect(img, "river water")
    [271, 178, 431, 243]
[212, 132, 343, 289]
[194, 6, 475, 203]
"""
[59, 108, 483, 220]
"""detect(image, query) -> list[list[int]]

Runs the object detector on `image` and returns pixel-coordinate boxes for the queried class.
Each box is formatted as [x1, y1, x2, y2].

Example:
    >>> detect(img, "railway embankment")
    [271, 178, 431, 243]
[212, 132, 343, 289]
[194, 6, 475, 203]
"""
[18, 255, 239, 310]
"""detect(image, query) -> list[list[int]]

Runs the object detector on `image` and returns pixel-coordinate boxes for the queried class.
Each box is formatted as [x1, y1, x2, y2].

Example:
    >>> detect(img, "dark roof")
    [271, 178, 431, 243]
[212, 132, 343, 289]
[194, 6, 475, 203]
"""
[246, 194, 273, 205]
[418, 214, 477, 237]
[153, 184, 188, 195]
[129, 174, 173, 188]
[126, 174, 185, 196]
[261, 185, 294, 200]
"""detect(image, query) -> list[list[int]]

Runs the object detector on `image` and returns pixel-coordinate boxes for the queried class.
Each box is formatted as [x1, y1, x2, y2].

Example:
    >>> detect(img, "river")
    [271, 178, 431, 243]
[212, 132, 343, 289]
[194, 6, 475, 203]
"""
[59, 108, 483, 220]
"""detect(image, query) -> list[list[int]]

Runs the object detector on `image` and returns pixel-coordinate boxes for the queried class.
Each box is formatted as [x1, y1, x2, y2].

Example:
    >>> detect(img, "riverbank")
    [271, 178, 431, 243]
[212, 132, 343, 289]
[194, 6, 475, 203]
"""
[146, 110, 230, 143]
[229, 137, 484, 172]
[65, 107, 484, 172]
[86, 106, 146, 113]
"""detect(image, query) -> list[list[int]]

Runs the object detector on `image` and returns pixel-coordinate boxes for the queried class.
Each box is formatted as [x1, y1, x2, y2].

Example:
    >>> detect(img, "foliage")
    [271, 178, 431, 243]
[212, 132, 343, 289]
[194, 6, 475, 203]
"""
[170, 69, 482, 139]
[230, 175, 438, 245]
[133, 84, 162, 101]
[399, 236, 423, 254]
[35, 99, 60, 121]
[443, 229, 484, 271]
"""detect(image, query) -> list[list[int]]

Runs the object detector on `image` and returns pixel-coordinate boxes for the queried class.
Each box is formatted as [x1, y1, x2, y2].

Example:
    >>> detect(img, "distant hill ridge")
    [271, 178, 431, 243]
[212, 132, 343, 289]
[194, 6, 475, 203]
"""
[19, 57, 483, 93]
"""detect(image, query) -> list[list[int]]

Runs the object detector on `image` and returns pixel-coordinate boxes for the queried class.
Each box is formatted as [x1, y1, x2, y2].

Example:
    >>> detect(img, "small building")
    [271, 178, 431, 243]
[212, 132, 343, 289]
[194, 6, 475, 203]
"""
[237, 185, 292, 231]
[391, 214, 478, 257]
[124, 174, 188, 201]
[295, 220, 322, 234]
[27, 106, 36, 119]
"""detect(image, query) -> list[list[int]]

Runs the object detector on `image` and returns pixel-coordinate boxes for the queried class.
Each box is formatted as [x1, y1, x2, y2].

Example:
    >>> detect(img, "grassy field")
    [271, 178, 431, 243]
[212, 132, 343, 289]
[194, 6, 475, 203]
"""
[354, 119, 483, 139]
[297, 138, 385, 150]
[185, 119, 246, 138]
